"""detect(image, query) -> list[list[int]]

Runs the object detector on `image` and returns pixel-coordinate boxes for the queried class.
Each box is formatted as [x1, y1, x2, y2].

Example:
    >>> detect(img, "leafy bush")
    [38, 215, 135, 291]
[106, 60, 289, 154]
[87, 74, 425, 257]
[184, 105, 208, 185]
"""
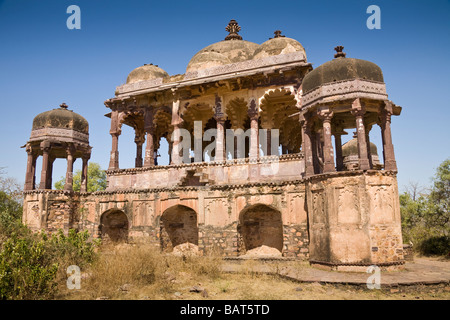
[418, 236, 450, 256]
[0, 237, 58, 300]
[401, 158, 450, 257]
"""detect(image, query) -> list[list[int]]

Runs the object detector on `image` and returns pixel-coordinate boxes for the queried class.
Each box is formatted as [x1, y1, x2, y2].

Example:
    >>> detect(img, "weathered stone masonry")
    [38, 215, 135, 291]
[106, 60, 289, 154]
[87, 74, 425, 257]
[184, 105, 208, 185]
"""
[23, 21, 405, 271]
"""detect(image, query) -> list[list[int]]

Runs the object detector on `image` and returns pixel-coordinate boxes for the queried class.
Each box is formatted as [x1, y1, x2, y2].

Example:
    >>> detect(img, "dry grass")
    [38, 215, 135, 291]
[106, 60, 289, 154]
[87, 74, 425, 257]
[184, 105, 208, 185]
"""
[55, 244, 450, 300]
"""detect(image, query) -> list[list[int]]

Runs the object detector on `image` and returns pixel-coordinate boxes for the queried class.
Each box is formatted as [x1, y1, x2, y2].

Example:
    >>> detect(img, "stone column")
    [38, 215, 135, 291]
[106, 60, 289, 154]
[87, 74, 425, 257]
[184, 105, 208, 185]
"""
[171, 97, 183, 165]
[47, 156, 55, 190]
[248, 98, 259, 160]
[24, 145, 36, 191]
[215, 118, 226, 161]
[380, 101, 398, 171]
[39, 141, 50, 189]
[333, 126, 345, 171]
[351, 99, 370, 171]
[319, 110, 335, 173]
[80, 156, 89, 193]
[334, 134, 344, 171]
[266, 129, 272, 156]
[301, 115, 314, 177]
[134, 130, 145, 168]
[143, 108, 155, 167]
[108, 110, 121, 170]
[365, 123, 373, 169]
[64, 147, 75, 191]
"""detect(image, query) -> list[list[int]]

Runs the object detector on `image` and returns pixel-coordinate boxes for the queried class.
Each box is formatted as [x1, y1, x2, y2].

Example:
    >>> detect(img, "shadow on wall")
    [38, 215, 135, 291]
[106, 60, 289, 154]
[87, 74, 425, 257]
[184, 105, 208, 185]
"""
[238, 204, 283, 253]
[160, 205, 199, 251]
[100, 209, 129, 242]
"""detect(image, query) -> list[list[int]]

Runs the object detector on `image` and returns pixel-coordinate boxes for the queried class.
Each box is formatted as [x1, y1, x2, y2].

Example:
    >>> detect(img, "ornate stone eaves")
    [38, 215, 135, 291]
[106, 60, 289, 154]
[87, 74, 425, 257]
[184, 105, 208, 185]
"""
[115, 51, 308, 97]
[29, 128, 90, 146]
[301, 79, 387, 110]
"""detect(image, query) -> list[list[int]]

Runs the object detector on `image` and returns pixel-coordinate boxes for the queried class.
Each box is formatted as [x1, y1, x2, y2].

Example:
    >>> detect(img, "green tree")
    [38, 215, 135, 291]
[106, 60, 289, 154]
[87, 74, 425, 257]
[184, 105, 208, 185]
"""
[427, 158, 450, 235]
[400, 158, 450, 256]
[55, 162, 106, 192]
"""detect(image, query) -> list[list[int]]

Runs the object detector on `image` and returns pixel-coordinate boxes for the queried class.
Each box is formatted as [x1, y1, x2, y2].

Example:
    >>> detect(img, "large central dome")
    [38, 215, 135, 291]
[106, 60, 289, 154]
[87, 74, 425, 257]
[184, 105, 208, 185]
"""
[186, 20, 259, 73]
[186, 40, 259, 72]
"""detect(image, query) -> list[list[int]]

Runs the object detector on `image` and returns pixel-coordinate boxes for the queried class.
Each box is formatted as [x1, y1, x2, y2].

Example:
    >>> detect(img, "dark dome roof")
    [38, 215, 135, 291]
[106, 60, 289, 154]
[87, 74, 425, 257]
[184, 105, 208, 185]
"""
[302, 53, 384, 94]
[342, 138, 378, 157]
[32, 104, 89, 135]
[126, 64, 169, 84]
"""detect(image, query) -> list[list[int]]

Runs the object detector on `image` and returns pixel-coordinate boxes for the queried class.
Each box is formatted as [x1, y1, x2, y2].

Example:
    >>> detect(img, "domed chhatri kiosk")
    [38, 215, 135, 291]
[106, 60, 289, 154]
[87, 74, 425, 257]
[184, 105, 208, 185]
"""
[24, 103, 91, 192]
[23, 21, 404, 270]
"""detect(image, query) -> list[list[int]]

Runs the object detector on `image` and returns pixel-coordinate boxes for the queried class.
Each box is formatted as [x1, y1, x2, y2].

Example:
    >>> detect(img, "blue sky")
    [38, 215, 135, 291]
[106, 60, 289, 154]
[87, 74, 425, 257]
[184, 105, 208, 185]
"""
[0, 0, 449, 192]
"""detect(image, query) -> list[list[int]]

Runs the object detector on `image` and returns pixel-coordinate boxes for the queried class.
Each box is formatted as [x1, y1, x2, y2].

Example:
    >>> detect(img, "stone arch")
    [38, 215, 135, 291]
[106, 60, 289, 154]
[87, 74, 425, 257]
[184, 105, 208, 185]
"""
[238, 204, 283, 253]
[160, 205, 199, 250]
[259, 88, 301, 155]
[100, 209, 129, 242]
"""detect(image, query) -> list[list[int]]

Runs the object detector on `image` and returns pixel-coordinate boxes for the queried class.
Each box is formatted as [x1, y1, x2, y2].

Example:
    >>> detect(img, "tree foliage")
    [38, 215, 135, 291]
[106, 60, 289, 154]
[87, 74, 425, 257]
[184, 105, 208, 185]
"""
[400, 158, 450, 256]
[0, 171, 99, 300]
[55, 162, 106, 192]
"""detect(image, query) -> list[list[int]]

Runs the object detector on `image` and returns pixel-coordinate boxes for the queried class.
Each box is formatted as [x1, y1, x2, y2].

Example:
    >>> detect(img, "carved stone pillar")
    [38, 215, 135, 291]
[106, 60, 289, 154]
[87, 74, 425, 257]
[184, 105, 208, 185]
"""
[39, 141, 50, 189]
[319, 110, 335, 173]
[301, 115, 314, 177]
[108, 110, 121, 170]
[248, 98, 259, 160]
[80, 154, 90, 193]
[47, 156, 55, 190]
[365, 123, 373, 169]
[171, 97, 183, 165]
[64, 146, 75, 191]
[351, 99, 370, 171]
[333, 126, 345, 171]
[266, 129, 272, 156]
[24, 145, 36, 191]
[380, 101, 397, 171]
[215, 118, 226, 161]
[134, 130, 145, 168]
[144, 109, 155, 167]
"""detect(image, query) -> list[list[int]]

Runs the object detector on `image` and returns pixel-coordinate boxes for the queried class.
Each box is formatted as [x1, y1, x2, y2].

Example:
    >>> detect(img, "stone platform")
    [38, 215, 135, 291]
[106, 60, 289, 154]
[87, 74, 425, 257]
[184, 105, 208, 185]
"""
[221, 257, 450, 288]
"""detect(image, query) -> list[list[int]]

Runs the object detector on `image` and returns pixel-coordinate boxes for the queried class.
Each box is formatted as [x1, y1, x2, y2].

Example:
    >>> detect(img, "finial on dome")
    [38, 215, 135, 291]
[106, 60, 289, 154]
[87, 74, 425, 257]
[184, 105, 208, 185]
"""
[334, 46, 346, 58]
[60, 103, 68, 109]
[225, 19, 243, 41]
[273, 30, 285, 38]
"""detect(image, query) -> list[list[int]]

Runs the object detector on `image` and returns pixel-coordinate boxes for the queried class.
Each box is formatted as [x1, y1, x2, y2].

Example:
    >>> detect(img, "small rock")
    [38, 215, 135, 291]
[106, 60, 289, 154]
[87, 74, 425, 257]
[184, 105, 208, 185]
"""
[189, 285, 204, 293]
[174, 292, 183, 297]
[119, 284, 131, 292]
[201, 289, 208, 298]
[390, 288, 399, 293]
[96, 296, 109, 300]
[295, 287, 303, 292]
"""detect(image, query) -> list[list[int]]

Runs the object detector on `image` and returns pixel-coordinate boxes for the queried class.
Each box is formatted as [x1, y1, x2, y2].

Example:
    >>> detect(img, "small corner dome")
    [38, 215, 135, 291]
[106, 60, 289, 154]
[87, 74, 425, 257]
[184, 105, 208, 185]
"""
[186, 40, 259, 73]
[126, 63, 169, 84]
[302, 46, 384, 94]
[252, 34, 307, 60]
[32, 103, 89, 135]
[342, 137, 378, 157]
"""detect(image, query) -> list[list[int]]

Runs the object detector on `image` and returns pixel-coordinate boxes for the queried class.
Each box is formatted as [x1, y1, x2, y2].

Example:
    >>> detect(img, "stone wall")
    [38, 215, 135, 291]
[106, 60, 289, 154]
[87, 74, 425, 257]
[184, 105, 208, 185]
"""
[306, 170, 404, 271]
[22, 171, 404, 266]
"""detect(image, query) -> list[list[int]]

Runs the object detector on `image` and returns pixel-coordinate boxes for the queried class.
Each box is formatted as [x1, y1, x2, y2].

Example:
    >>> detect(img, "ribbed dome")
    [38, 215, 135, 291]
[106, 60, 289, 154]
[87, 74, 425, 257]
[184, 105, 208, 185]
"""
[252, 36, 306, 60]
[342, 138, 378, 157]
[302, 49, 384, 93]
[186, 40, 259, 72]
[32, 104, 89, 135]
[126, 63, 169, 84]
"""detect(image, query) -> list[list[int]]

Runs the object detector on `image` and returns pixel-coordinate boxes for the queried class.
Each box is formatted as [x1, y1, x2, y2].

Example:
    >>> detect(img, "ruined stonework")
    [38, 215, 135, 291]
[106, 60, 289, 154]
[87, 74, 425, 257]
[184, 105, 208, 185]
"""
[22, 21, 405, 271]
